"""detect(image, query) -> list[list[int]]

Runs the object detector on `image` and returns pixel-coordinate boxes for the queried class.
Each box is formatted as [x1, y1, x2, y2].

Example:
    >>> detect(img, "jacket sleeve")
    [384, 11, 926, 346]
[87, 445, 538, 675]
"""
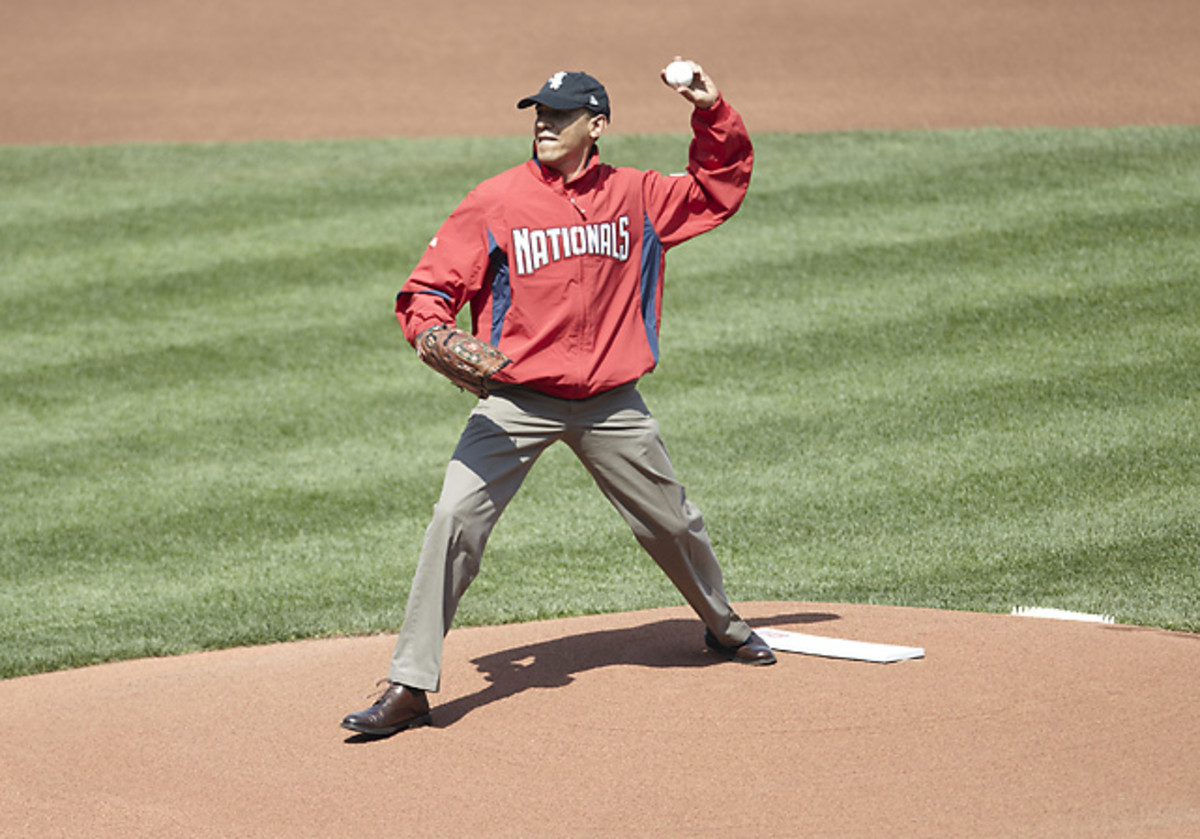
[642, 96, 754, 248]
[394, 190, 491, 345]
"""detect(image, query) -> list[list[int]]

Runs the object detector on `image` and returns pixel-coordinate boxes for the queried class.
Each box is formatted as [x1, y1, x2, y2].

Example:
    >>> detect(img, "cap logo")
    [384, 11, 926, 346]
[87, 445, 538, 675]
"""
[548, 71, 568, 90]
[589, 95, 599, 107]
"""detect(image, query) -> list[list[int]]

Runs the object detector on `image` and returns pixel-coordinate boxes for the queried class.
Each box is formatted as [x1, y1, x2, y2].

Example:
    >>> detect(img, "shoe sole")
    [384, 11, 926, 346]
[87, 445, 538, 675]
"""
[705, 643, 777, 666]
[717, 651, 777, 666]
[737, 655, 777, 666]
[340, 712, 432, 737]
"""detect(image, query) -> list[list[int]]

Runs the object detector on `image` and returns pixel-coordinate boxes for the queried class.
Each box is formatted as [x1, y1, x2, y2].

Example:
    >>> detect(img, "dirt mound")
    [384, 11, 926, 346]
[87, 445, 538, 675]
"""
[4, 603, 1198, 837]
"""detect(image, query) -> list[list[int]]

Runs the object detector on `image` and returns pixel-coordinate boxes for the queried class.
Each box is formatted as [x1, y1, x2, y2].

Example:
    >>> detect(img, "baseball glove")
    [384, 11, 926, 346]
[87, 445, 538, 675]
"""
[416, 325, 511, 398]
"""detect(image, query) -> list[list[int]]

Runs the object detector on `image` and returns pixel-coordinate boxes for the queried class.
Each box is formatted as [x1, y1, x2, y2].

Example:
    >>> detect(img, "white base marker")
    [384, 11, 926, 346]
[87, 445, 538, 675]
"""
[756, 627, 924, 663]
[1011, 606, 1115, 624]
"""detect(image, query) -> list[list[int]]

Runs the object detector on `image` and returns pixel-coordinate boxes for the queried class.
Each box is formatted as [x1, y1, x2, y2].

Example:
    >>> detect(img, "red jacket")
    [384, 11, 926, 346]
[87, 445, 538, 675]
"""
[396, 96, 752, 399]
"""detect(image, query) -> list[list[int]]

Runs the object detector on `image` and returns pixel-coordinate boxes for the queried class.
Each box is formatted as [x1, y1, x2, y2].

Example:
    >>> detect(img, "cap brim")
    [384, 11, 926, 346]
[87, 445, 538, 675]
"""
[517, 92, 578, 111]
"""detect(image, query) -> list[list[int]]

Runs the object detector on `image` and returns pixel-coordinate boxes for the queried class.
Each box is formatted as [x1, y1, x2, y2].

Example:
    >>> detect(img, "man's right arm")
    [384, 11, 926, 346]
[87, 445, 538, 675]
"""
[395, 195, 490, 345]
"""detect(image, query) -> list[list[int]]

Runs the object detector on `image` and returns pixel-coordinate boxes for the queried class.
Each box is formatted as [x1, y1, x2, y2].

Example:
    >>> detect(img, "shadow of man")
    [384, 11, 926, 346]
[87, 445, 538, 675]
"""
[430, 609, 838, 728]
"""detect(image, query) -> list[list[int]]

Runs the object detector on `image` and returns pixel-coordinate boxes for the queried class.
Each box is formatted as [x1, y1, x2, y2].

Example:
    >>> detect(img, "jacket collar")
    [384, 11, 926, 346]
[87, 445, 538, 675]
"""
[529, 143, 602, 189]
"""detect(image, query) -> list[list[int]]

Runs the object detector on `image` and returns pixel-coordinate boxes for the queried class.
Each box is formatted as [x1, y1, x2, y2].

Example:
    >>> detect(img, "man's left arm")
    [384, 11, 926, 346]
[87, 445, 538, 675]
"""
[644, 59, 754, 246]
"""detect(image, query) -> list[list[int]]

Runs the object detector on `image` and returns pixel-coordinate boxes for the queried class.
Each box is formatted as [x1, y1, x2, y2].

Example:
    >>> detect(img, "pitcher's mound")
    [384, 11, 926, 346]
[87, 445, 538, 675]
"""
[2, 602, 1198, 838]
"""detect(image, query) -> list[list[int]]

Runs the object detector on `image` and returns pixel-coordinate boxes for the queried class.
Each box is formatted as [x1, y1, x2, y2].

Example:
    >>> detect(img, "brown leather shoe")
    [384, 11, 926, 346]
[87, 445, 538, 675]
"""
[341, 682, 431, 735]
[705, 629, 777, 666]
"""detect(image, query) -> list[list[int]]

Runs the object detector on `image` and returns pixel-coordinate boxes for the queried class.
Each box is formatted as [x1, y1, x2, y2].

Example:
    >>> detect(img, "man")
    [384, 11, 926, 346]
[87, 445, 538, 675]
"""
[342, 59, 774, 737]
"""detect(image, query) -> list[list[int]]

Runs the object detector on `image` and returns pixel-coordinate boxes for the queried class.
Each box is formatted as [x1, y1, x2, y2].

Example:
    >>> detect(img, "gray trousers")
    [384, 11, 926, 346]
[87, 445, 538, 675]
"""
[388, 382, 752, 691]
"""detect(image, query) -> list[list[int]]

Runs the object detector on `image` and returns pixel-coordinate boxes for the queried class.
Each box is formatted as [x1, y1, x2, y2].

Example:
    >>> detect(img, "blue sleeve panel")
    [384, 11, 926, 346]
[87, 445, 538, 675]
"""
[639, 214, 663, 364]
[487, 229, 511, 347]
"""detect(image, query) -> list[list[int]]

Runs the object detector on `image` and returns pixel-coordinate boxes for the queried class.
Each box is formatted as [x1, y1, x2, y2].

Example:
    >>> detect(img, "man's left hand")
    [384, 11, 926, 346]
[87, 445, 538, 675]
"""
[661, 57, 719, 109]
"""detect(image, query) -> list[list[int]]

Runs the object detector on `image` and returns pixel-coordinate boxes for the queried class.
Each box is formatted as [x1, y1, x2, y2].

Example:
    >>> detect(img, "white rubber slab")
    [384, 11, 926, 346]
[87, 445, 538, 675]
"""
[757, 627, 925, 663]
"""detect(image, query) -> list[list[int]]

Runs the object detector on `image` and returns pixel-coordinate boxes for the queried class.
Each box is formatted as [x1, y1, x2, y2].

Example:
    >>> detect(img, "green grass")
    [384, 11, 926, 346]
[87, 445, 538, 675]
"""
[2, 126, 1198, 678]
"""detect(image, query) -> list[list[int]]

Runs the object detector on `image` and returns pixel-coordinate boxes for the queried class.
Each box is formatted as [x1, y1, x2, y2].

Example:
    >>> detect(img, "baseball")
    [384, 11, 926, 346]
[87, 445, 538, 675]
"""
[664, 60, 695, 88]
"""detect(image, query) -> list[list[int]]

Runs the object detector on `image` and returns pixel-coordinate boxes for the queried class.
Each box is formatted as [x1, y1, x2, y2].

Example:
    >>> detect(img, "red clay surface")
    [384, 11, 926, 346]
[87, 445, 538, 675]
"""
[3, 1, 1199, 836]
[3, 604, 1199, 838]
[4, 0, 1200, 144]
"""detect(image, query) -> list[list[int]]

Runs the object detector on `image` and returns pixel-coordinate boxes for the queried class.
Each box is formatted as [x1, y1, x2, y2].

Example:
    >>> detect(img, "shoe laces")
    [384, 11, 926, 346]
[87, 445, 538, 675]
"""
[362, 678, 393, 703]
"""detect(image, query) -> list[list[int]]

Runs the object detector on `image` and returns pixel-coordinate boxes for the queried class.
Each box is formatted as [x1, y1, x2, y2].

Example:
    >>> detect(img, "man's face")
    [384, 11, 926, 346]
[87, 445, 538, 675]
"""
[534, 105, 604, 174]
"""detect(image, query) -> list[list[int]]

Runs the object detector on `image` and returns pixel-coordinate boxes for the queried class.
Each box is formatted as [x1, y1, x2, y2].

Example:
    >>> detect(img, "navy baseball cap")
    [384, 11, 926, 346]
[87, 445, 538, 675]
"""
[518, 71, 611, 119]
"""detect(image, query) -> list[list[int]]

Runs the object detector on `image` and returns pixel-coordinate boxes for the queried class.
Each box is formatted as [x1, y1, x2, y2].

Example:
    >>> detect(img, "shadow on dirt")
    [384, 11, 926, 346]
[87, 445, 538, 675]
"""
[344, 609, 836, 741]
